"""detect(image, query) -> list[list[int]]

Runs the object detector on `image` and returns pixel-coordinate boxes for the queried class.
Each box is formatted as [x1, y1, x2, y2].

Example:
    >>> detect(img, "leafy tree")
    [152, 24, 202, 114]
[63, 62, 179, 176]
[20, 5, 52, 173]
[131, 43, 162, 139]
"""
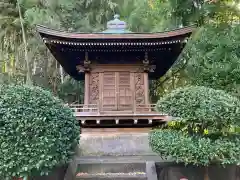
[0, 85, 80, 179]
[17, 0, 31, 85]
[0, 0, 22, 77]
[183, 24, 240, 96]
[152, 0, 240, 26]
[150, 0, 240, 98]
[1, 0, 81, 100]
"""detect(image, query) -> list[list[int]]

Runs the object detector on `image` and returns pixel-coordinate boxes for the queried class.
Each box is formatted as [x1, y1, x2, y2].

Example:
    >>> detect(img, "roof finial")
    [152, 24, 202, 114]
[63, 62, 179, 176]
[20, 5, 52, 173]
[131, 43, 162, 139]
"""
[114, 14, 120, 19]
[101, 14, 132, 34]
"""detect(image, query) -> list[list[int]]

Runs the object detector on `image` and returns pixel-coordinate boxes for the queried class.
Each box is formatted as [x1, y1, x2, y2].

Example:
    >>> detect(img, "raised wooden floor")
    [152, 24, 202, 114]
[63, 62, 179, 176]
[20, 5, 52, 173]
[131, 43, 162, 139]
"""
[82, 128, 151, 135]
[68, 104, 169, 127]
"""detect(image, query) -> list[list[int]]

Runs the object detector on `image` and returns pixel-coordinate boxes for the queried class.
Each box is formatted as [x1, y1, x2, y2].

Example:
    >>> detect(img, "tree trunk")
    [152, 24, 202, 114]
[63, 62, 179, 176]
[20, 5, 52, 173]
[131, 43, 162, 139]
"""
[53, 60, 58, 94]
[60, 65, 64, 83]
[44, 49, 49, 84]
[17, 0, 32, 85]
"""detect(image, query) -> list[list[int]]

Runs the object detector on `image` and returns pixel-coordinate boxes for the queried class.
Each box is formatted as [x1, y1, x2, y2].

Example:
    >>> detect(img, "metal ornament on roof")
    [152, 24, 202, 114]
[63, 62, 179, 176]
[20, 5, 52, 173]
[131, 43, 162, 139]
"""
[101, 14, 132, 34]
[107, 14, 126, 29]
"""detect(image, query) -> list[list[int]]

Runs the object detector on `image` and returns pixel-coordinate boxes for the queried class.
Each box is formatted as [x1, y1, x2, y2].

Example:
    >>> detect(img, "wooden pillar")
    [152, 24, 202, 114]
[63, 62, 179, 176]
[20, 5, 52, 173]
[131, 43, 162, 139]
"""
[84, 73, 90, 105]
[130, 72, 136, 113]
[84, 51, 91, 105]
[144, 72, 149, 104]
[143, 51, 150, 105]
[99, 72, 103, 112]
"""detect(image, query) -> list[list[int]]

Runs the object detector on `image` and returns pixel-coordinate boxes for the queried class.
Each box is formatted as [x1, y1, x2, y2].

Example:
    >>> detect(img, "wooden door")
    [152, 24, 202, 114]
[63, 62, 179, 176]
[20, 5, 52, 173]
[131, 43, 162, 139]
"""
[117, 72, 132, 111]
[102, 72, 117, 111]
[102, 72, 132, 111]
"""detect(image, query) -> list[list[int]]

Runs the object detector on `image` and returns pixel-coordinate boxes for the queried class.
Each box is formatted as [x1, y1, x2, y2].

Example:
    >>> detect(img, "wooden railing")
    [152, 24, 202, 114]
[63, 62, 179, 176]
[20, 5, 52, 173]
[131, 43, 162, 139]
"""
[68, 104, 99, 114]
[67, 103, 157, 115]
[134, 104, 156, 113]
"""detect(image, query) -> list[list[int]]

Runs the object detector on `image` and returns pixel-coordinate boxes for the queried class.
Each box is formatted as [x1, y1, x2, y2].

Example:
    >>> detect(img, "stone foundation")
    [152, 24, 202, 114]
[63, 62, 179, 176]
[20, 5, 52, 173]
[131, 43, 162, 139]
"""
[77, 133, 156, 156]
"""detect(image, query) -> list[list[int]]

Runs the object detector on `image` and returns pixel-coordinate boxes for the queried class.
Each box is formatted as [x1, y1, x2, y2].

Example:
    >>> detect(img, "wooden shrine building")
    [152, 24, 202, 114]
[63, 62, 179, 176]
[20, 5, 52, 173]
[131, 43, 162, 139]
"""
[37, 15, 194, 127]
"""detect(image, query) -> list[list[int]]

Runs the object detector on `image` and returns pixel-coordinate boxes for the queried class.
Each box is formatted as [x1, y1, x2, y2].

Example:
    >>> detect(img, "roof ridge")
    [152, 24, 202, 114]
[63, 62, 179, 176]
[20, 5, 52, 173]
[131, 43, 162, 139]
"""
[36, 24, 196, 35]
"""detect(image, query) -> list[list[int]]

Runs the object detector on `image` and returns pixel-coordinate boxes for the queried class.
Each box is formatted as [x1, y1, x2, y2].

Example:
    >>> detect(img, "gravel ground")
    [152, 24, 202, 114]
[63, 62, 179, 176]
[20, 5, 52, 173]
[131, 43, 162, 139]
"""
[77, 133, 156, 156]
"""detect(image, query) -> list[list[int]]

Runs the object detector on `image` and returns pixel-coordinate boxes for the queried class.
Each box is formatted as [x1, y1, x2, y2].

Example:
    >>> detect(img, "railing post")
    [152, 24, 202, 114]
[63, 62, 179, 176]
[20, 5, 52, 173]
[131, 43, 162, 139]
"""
[133, 103, 136, 114]
[97, 101, 100, 115]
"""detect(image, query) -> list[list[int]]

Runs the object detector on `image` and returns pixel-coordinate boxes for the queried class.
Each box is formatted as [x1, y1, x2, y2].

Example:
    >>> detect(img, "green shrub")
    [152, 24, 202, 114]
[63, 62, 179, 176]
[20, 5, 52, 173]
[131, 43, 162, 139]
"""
[0, 85, 80, 179]
[156, 86, 240, 134]
[150, 86, 240, 166]
[149, 129, 240, 166]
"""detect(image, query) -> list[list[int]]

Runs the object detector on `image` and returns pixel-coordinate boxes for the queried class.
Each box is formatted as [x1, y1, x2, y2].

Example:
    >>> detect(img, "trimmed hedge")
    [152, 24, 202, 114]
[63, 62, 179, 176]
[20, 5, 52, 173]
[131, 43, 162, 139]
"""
[156, 86, 240, 132]
[0, 85, 80, 179]
[149, 129, 240, 166]
[150, 86, 240, 166]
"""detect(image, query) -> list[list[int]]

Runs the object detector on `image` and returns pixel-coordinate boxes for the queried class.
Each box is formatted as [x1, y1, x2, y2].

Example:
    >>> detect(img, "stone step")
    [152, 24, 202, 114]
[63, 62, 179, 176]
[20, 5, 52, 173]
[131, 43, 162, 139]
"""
[64, 132, 160, 180]
[64, 159, 158, 180]
[76, 162, 146, 174]
[75, 173, 147, 180]
[74, 156, 168, 164]
[77, 133, 156, 156]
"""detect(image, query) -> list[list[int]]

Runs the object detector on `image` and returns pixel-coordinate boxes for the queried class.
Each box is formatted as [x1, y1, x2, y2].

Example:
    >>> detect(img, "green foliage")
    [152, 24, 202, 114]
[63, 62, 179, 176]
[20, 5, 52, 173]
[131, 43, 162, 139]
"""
[0, 85, 80, 178]
[150, 86, 240, 166]
[57, 77, 84, 103]
[153, 0, 240, 26]
[156, 86, 240, 133]
[149, 0, 240, 98]
[183, 25, 240, 96]
[0, 73, 25, 85]
[149, 129, 240, 166]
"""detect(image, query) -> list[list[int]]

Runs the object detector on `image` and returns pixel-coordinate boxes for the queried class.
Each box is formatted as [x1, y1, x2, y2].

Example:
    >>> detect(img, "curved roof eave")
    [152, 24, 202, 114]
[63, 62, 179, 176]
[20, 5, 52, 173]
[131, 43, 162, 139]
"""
[36, 25, 196, 40]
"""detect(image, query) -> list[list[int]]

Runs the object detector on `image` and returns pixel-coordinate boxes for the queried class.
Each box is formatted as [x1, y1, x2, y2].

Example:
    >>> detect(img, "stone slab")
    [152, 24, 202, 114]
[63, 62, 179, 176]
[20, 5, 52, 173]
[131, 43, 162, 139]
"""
[77, 133, 156, 156]
[146, 161, 158, 180]
[74, 156, 170, 164]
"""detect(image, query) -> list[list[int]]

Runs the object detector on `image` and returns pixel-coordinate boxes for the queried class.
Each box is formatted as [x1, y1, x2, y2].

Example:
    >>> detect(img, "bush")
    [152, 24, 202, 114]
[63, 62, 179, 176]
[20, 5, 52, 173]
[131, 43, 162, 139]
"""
[156, 86, 240, 134]
[149, 129, 240, 166]
[0, 85, 80, 179]
[150, 86, 240, 166]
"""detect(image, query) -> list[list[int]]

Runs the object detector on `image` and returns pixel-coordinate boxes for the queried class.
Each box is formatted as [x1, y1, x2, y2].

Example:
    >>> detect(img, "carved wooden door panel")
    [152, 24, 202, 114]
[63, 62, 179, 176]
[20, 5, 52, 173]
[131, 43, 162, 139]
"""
[117, 72, 132, 111]
[101, 71, 132, 111]
[135, 73, 145, 105]
[89, 73, 99, 105]
[102, 72, 117, 111]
